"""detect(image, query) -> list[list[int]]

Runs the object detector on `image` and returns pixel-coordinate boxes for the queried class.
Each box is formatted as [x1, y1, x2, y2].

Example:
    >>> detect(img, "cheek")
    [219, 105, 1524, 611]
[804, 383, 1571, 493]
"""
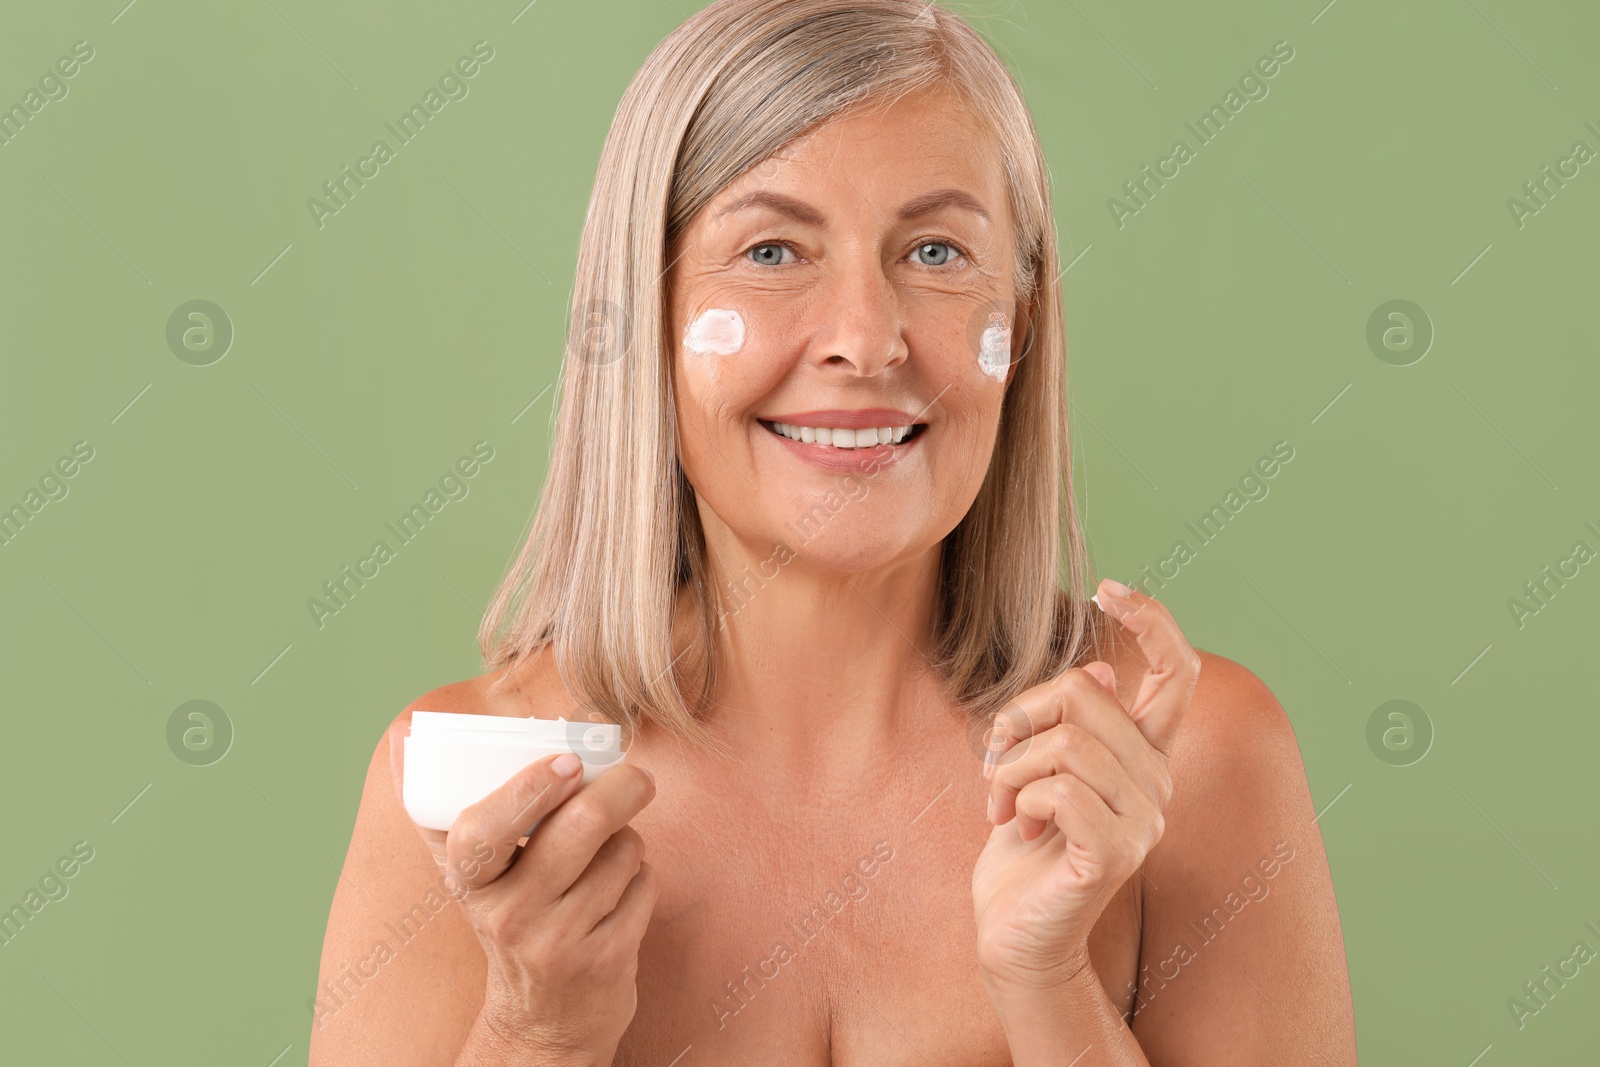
[679, 307, 748, 398]
[683, 307, 746, 358]
[975, 314, 1011, 383]
[680, 305, 791, 407]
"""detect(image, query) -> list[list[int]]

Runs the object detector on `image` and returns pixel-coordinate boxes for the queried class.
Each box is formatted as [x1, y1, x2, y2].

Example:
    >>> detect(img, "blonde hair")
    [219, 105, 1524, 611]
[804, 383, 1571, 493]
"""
[479, 0, 1106, 755]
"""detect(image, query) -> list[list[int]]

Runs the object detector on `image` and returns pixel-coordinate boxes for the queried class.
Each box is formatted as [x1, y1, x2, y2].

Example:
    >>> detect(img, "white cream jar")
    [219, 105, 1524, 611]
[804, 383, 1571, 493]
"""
[402, 711, 627, 831]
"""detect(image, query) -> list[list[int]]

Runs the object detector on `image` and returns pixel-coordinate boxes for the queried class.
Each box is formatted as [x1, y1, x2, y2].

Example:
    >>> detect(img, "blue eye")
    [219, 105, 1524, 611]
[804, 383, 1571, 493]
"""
[747, 240, 965, 267]
[748, 242, 795, 266]
[912, 241, 963, 267]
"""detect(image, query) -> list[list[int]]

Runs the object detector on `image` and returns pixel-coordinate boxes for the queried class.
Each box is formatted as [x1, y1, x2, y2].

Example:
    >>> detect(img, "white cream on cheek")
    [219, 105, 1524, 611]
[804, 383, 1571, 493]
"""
[977, 312, 1011, 382]
[683, 308, 746, 357]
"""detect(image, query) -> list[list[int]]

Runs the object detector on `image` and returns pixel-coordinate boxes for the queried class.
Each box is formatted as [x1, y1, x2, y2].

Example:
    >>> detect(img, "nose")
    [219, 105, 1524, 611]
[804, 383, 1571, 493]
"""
[807, 253, 909, 376]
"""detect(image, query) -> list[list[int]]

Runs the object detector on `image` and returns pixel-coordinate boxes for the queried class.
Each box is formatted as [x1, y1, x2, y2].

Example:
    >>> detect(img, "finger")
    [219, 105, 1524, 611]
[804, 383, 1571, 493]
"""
[506, 764, 657, 897]
[1057, 659, 1171, 802]
[1014, 773, 1154, 883]
[1014, 773, 1119, 862]
[989, 721, 1145, 829]
[586, 860, 658, 950]
[446, 753, 587, 891]
[984, 667, 1158, 790]
[556, 826, 647, 934]
[1094, 579, 1202, 755]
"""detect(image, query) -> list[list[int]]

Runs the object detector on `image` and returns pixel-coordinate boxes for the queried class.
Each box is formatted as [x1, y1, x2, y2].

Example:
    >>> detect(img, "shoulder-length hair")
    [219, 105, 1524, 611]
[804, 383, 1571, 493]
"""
[479, 0, 1106, 756]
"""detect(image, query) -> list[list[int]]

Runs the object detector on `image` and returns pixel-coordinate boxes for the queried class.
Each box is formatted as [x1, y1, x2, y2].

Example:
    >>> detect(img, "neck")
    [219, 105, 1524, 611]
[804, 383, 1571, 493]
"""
[686, 525, 945, 780]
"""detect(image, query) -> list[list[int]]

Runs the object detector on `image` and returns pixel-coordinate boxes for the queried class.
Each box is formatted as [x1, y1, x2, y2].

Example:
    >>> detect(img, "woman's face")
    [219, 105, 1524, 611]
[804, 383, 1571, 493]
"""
[667, 86, 1027, 575]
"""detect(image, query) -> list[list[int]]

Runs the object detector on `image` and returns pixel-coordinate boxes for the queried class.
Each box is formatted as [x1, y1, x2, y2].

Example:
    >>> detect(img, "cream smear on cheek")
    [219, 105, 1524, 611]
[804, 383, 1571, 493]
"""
[977, 312, 1011, 383]
[683, 308, 746, 358]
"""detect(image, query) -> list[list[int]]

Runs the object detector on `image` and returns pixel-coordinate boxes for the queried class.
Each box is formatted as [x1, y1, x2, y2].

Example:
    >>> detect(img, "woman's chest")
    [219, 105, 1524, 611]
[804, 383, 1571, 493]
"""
[610, 765, 1143, 1066]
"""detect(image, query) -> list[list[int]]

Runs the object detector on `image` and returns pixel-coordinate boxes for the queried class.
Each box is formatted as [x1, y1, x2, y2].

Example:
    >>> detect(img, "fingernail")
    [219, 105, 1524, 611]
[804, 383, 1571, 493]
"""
[986, 794, 995, 823]
[552, 753, 582, 777]
[641, 767, 656, 785]
[982, 750, 996, 780]
[1102, 578, 1135, 598]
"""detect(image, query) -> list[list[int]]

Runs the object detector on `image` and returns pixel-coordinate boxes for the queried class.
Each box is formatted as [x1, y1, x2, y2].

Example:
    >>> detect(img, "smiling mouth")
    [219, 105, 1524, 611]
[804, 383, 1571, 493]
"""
[756, 419, 927, 449]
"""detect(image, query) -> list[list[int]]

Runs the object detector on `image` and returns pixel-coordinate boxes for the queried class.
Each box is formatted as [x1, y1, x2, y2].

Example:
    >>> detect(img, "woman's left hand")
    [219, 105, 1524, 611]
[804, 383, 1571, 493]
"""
[972, 580, 1202, 998]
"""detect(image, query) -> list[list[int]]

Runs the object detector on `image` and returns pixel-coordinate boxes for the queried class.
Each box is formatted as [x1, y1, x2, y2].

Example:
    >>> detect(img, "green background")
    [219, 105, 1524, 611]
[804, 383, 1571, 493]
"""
[1, 0, 1594, 1062]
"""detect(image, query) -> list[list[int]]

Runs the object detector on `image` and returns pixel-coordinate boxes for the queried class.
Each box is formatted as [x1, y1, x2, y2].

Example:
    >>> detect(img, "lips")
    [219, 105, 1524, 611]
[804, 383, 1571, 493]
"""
[760, 420, 923, 448]
[761, 408, 924, 429]
[755, 412, 927, 473]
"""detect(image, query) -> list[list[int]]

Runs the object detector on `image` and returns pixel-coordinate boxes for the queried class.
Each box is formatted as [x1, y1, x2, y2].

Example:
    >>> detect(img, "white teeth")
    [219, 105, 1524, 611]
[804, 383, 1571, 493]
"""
[766, 421, 916, 449]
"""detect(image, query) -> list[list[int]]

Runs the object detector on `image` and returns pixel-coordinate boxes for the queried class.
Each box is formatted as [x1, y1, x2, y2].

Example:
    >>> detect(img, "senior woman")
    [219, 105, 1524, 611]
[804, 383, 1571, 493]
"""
[313, 1, 1356, 1064]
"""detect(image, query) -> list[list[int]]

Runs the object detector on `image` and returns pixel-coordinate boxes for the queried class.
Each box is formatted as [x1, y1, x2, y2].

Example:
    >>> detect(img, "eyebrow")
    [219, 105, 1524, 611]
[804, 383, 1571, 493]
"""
[713, 187, 992, 227]
[897, 188, 992, 225]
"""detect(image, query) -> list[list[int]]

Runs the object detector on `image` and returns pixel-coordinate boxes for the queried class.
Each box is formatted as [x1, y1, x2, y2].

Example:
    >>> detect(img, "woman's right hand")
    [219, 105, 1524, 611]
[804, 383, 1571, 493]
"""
[391, 737, 659, 1066]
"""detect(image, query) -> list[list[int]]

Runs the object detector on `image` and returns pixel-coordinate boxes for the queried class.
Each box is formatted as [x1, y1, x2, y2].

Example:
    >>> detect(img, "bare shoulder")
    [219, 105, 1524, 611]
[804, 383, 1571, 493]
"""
[309, 647, 572, 1065]
[404, 644, 575, 719]
[1103, 630, 1303, 789]
[1102, 628, 1316, 878]
[1134, 643, 1313, 842]
[1121, 646, 1357, 1062]
[1175, 649, 1301, 770]
[381, 645, 580, 758]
